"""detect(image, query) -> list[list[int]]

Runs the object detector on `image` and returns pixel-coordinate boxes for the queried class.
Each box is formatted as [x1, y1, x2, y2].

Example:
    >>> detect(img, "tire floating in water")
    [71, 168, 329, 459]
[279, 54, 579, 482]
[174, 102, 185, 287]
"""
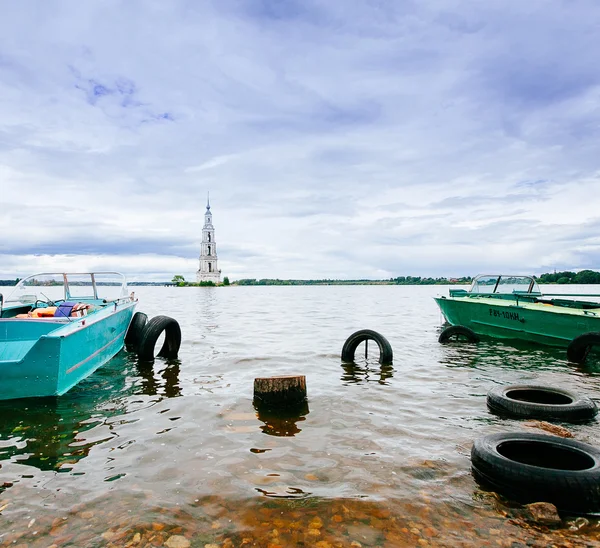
[438, 325, 479, 344]
[471, 432, 600, 515]
[341, 329, 393, 365]
[137, 315, 181, 361]
[567, 332, 600, 364]
[487, 384, 598, 423]
[125, 312, 148, 349]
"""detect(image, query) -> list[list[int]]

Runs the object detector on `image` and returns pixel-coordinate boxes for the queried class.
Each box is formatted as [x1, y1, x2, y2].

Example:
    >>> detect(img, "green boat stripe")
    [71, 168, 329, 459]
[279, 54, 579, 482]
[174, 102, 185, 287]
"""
[66, 328, 127, 374]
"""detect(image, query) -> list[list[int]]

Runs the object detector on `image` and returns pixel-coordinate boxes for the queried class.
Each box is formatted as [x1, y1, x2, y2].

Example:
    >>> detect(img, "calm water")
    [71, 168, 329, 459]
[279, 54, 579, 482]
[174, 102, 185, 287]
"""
[1, 285, 600, 547]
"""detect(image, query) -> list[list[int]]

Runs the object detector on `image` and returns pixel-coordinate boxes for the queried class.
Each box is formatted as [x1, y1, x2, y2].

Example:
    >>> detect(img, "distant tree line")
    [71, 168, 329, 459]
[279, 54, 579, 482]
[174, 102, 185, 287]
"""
[535, 270, 600, 284]
[233, 276, 473, 286]
[391, 276, 472, 285]
[171, 275, 230, 287]
[4, 270, 600, 288]
[130, 281, 177, 286]
[235, 278, 365, 286]
[15, 269, 587, 290]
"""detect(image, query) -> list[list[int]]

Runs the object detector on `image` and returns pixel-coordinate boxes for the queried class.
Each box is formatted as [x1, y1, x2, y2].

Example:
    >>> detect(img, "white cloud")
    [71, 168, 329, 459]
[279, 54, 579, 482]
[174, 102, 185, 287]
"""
[1, 0, 599, 280]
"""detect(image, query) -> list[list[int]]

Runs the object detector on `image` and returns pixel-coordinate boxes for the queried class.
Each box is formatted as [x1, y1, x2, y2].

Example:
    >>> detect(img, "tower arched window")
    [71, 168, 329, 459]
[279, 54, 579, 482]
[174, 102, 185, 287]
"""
[208, 263, 212, 272]
[208, 245, 211, 255]
[208, 233, 211, 242]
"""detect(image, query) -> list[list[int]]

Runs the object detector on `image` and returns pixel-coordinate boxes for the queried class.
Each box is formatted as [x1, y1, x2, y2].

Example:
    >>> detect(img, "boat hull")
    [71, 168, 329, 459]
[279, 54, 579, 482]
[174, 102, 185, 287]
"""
[434, 296, 600, 347]
[0, 302, 136, 400]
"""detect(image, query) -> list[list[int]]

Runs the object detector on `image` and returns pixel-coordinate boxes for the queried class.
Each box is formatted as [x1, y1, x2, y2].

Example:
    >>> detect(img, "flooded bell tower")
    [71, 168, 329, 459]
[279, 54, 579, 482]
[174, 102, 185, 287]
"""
[196, 194, 221, 283]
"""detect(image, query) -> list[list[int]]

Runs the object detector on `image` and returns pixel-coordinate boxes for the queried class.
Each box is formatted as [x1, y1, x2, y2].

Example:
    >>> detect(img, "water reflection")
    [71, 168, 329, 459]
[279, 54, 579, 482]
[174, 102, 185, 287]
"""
[437, 335, 573, 373]
[0, 396, 89, 472]
[575, 353, 600, 376]
[255, 485, 311, 498]
[341, 362, 394, 385]
[196, 287, 219, 332]
[136, 358, 182, 398]
[0, 351, 143, 474]
[254, 401, 310, 437]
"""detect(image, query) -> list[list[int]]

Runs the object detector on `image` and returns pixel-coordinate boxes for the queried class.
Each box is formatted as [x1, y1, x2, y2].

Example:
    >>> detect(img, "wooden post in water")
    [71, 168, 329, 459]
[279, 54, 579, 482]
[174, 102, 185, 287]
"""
[253, 375, 307, 409]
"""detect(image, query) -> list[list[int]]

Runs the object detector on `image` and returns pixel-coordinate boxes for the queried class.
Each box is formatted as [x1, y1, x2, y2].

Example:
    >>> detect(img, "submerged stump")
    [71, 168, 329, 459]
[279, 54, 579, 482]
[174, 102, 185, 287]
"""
[253, 375, 307, 409]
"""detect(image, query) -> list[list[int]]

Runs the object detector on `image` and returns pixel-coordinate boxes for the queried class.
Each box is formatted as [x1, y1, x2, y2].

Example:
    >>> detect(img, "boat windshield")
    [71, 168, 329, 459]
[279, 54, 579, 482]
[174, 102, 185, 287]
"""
[4, 272, 129, 305]
[469, 275, 541, 295]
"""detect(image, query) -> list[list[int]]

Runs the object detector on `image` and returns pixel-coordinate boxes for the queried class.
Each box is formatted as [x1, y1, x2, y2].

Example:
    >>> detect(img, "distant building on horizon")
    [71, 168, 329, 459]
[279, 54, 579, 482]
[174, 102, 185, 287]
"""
[196, 195, 221, 284]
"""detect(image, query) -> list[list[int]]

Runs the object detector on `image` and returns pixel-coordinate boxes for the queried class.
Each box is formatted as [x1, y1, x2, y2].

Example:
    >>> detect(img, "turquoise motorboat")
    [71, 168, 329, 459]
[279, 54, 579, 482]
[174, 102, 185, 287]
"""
[0, 272, 137, 400]
[434, 275, 600, 362]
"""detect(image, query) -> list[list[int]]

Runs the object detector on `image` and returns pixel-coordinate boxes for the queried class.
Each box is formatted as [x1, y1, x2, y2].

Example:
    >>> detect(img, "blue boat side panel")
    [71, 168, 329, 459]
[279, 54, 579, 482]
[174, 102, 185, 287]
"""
[0, 340, 39, 362]
[55, 304, 135, 395]
[0, 337, 61, 399]
[0, 319, 65, 342]
[0, 320, 66, 363]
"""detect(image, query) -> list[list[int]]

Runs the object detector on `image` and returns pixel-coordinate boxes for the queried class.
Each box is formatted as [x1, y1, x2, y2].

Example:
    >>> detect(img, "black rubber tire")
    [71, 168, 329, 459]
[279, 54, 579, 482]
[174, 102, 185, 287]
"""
[125, 312, 148, 348]
[567, 332, 600, 364]
[137, 315, 181, 360]
[438, 325, 479, 343]
[487, 384, 598, 422]
[471, 432, 600, 515]
[341, 329, 393, 365]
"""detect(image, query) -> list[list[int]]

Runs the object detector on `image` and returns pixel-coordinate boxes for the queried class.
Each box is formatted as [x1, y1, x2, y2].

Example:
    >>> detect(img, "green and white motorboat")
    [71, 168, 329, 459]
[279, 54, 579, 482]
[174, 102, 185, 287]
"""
[434, 274, 600, 363]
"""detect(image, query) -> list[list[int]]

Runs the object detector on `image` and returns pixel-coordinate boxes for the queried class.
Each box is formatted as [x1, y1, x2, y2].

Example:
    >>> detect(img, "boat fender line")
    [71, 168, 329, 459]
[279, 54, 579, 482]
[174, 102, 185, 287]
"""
[137, 315, 182, 361]
[125, 312, 148, 349]
[341, 329, 393, 365]
[487, 384, 598, 422]
[567, 332, 600, 364]
[438, 325, 479, 344]
[471, 432, 600, 515]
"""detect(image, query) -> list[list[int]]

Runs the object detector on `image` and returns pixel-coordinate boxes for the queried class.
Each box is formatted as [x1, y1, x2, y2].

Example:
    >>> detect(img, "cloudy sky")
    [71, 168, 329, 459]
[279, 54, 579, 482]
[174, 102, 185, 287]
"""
[1, 1, 599, 281]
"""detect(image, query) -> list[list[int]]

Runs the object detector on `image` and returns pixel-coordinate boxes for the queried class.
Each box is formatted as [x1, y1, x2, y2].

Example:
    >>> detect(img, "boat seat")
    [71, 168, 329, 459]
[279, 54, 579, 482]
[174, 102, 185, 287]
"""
[15, 307, 57, 318]
[14, 302, 93, 319]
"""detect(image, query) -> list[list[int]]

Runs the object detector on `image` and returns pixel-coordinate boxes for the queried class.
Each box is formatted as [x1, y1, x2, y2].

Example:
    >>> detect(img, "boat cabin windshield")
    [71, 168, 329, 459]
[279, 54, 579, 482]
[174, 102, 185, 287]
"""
[469, 275, 541, 295]
[4, 272, 129, 306]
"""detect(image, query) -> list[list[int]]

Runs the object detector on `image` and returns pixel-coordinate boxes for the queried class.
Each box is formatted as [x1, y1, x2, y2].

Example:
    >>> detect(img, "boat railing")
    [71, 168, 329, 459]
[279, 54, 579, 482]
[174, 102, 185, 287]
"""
[6, 272, 129, 305]
[448, 289, 541, 298]
[539, 292, 600, 298]
[100, 294, 137, 307]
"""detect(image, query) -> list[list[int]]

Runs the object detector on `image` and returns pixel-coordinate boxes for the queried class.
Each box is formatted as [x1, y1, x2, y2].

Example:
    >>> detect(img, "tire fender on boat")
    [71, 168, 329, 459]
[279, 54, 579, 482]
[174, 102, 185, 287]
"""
[125, 312, 148, 349]
[471, 432, 600, 515]
[137, 315, 182, 360]
[486, 384, 598, 422]
[341, 329, 393, 365]
[567, 332, 600, 364]
[438, 325, 479, 343]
